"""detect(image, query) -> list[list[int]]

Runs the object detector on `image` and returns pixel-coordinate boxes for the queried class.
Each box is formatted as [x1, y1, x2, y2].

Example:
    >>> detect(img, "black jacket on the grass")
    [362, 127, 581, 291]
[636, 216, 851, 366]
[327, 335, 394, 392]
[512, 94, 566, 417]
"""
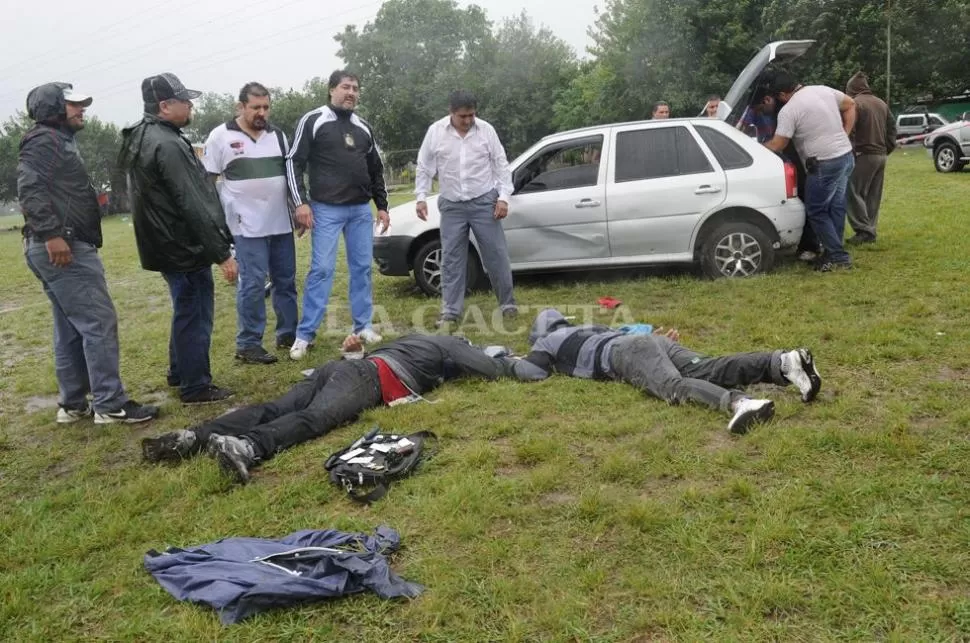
[119, 114, 232, 273]
[285, 104, 388, 210]
[17, 83, 102, 247]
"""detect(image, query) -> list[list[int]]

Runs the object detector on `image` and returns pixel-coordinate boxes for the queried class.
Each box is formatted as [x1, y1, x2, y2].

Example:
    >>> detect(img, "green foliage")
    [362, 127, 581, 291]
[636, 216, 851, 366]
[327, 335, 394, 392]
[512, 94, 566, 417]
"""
[0, 112, 33, 203]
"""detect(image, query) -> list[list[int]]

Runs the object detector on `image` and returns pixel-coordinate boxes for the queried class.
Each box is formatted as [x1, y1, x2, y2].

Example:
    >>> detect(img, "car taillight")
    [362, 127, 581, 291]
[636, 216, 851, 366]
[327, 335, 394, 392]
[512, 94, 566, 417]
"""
[784, 161, 797, 199]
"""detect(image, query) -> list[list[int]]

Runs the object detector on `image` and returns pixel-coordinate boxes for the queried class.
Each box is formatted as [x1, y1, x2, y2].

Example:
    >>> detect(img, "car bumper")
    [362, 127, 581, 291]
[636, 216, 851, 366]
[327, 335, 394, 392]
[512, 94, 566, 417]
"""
[373, 235, 414, 276]
[761, 200, 805, 247]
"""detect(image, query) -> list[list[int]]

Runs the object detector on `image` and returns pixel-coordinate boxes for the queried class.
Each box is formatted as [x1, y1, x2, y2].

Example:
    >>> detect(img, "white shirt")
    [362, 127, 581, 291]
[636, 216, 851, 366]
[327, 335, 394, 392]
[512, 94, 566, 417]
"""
[415, 116, 513, 203]
[202, 121, 292, 238]
[775, 86, 853, 161]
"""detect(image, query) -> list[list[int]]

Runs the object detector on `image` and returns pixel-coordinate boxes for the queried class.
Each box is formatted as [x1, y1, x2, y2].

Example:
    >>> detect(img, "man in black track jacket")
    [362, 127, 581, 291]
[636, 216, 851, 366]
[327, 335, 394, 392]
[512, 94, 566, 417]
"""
[285, 70, 390, 359]
[142, 334, 525, 484]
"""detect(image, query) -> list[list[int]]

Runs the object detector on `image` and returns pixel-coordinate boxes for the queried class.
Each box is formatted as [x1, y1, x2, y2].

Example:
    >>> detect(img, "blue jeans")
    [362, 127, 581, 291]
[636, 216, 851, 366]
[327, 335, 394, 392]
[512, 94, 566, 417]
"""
[297, 201, 375, 342]
[24, 239, 129, 413]
[162, 268, 215, 397]
[233, 233, 298, 350]
[804, 152, 855, 264]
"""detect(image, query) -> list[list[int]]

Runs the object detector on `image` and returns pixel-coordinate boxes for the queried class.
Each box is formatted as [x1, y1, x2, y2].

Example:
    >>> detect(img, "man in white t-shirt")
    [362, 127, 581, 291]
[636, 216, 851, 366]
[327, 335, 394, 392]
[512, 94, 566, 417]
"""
[764, 71, 857, 272]
[203, 83, 297, 363]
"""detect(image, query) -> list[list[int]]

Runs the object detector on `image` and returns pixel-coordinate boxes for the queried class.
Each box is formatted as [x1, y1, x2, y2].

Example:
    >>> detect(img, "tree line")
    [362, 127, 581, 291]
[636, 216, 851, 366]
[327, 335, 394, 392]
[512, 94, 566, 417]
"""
[2, 0, 968, 205]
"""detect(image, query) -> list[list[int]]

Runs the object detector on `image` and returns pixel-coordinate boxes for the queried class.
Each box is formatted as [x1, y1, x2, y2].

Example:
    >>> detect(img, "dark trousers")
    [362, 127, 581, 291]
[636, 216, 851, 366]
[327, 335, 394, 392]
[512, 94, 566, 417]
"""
[609, 335, 784, 413]
[162, 268, 215, 397]
[192, 359, 383, 459]
[24, 239, 129, 413]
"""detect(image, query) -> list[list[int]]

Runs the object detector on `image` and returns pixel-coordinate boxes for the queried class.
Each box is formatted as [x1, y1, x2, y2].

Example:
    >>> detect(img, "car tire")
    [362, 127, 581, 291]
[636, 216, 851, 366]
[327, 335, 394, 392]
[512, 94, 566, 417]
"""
[412, 237, 486, 296]
[934, 141, 963, 173]
[699, 221, 775, 279]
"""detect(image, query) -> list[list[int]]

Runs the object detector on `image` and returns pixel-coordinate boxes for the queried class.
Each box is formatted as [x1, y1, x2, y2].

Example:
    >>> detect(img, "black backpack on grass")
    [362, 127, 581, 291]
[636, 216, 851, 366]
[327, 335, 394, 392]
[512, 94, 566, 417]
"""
[324, 427, 437, 504]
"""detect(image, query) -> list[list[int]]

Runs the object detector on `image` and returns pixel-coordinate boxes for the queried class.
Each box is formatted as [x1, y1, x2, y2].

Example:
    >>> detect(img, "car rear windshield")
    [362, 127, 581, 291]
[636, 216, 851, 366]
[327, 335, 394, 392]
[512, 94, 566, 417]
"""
[695, 126, 754, 170]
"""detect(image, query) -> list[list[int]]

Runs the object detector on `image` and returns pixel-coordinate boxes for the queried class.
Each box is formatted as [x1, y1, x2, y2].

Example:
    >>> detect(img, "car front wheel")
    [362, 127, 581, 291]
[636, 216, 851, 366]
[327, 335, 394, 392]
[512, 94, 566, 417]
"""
[699, 222, 775, 279]
[412, 237, 485, 296]
[934, 141, 964, 173]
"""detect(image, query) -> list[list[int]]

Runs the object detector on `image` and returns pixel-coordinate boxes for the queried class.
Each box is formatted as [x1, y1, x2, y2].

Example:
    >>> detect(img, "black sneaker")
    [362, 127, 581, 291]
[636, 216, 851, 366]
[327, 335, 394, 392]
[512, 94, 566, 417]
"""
[166, 374, 180, 387]
[142, 430, 198, 463]
[94, 400, 159, 425]
[846, 234, 875, 245]
[727, 398, 775, 434]
[276, 333, 296, 349]
[208, 434, 256, 484]
[502, 307, 519, 319]
[235, 346, 278, 364]
[780, 348, 822, 403]
[181, 385, 234, 405]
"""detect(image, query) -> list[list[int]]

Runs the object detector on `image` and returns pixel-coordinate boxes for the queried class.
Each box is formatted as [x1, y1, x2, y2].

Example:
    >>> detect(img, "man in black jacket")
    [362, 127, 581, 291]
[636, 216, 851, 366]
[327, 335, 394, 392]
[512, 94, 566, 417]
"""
[142, 333, 521, 483]
[18, 82, 158, 425]
[285, 70, 390, 359]
[119, 73, 238, 405]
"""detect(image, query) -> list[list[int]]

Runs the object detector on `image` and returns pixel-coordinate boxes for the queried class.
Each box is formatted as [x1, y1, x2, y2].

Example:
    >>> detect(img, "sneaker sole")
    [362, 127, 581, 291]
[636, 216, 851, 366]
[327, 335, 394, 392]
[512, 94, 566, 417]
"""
[94, 414, 156, 425]
[729, 401, 775, 435]
[56, 415, 89, 424]
[234, 354, 279, 365]
[799, 350, 822, 403]
[181, 395, 234, 406]
[215, 450, 250, 484]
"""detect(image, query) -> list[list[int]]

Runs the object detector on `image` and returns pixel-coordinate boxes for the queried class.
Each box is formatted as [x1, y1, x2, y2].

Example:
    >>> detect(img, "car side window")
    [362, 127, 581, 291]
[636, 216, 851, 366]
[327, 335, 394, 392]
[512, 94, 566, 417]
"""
[615, 126, 713, 182]
[513, 136, 603, 194]
[899, 116, 920, 127]
[930, 116, 945, 127]
[695, 126, 753, 170]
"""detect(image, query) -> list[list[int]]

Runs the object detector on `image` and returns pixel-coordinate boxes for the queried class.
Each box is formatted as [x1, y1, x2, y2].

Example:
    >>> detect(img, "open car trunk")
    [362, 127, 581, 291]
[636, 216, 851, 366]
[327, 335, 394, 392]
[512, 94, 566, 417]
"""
[718, 40, 816, 125]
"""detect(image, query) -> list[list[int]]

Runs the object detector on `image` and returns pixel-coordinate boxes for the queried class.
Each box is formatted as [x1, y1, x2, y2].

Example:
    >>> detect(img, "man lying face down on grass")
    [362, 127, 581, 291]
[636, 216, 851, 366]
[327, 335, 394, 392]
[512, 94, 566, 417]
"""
[142, 333, 524, 483]
[506, 308, 822, 434]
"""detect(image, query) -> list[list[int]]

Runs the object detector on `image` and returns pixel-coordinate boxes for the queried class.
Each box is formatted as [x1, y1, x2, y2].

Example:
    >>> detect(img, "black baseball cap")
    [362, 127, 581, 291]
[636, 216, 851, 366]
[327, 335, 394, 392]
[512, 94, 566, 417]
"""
[141, 73, 202, 104]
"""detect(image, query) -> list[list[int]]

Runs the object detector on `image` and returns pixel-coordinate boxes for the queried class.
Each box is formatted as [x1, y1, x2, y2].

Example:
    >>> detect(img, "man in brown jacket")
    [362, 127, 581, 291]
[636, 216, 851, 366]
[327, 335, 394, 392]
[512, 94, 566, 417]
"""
[845, 72, 896, 244]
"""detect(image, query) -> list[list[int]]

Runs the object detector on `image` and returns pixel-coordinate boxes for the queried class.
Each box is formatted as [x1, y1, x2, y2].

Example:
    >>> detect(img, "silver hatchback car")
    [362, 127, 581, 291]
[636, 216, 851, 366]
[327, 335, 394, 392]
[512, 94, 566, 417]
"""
[374, 44, 808, 296]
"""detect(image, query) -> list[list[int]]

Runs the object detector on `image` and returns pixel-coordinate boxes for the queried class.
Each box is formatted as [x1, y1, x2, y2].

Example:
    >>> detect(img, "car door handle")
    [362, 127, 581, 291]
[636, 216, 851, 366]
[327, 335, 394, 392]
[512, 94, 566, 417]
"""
[694, 185, 722, 195]
[575, 199, 601, 208]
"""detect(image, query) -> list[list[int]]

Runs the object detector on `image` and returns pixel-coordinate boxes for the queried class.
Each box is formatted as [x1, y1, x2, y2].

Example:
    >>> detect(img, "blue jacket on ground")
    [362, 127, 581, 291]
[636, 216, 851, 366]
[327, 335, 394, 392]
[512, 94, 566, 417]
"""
[144, 525, 423, 624]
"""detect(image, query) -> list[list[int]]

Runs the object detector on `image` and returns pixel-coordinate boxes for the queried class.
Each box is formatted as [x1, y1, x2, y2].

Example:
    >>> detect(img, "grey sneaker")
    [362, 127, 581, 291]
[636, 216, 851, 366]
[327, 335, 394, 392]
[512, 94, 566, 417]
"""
[141, 430, 198, 463]
[56, 403, 92, 424]
[728, 398, 775, 434]
[207, 434, 257, 484]
[781, 348, 822, 402]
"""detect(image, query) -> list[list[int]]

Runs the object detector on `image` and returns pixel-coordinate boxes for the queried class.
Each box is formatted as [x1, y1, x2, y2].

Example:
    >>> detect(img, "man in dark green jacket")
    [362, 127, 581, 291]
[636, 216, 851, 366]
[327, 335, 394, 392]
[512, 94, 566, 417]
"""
[120, 73, 238, 405]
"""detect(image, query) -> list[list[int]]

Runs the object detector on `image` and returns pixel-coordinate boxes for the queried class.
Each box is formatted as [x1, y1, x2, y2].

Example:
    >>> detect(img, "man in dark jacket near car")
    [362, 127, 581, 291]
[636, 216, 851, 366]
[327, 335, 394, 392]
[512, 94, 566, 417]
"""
[119, 73, 238, 405]
[18, 82, 158, 425]
[141, 333, 524, 483]
[507, 309, 822, 435]
[845, 71, 896, 244]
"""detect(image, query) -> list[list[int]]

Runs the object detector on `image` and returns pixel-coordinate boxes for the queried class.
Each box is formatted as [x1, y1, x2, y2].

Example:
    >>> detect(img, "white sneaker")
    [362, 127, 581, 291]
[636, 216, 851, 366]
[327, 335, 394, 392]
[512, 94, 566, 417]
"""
[727, 398, 775, 434]
[289, 338, 310, 361]
[56, 404, 92, 424]
[781, 348, 822, 402]
[357, 327, 383, 344]
[797, 250, 818, 262]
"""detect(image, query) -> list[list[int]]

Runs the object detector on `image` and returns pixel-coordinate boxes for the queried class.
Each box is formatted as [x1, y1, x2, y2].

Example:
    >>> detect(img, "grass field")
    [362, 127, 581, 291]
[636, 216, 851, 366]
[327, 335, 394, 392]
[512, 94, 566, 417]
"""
[2, 150, 970, 640]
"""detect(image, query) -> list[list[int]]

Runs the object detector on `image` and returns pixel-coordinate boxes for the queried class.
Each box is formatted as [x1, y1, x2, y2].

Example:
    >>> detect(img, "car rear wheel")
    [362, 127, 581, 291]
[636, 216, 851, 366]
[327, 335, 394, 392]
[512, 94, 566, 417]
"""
[412, 237, 486, 296]
[934, 141, 964, 173]
[699, 222, 775, 278]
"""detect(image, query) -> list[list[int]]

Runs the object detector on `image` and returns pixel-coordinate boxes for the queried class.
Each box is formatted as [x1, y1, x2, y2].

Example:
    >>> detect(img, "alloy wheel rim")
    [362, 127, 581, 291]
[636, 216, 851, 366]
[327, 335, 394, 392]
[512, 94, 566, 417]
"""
[421, 248, 443, 293]
[713, 231, 762, 277]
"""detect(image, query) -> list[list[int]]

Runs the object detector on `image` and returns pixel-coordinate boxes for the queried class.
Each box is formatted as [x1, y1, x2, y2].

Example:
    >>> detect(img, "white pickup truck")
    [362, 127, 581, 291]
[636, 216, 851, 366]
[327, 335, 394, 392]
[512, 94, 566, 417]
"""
[923, 113, 970, 173]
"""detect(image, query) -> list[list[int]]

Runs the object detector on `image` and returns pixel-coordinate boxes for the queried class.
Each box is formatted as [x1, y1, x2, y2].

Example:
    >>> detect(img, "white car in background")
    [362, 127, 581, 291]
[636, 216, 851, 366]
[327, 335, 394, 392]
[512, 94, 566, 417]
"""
[374, 43, 808, 296]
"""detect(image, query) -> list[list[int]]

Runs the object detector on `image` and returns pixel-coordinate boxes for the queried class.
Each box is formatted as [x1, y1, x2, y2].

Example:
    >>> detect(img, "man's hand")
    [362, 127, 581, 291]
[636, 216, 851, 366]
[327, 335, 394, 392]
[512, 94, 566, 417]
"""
[416, 201, 428, 221]
[294, 204, 313, 231]
[45, 237, 73, 267]
[653, 327, 680, 342]
[219, 256, 238, 283]
[494, 200, 509, 220]
[377, 209, 390, 234]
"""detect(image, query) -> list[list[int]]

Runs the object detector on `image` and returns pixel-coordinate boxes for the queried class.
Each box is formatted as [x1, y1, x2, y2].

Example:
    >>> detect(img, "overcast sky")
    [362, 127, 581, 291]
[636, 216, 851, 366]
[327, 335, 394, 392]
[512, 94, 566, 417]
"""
[0, 0, 598, 127]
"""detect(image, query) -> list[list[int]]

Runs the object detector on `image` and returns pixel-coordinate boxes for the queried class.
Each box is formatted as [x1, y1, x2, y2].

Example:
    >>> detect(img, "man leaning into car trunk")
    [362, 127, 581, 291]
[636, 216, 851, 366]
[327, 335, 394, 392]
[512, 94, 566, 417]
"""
[764, 71, 857, 272]
[415, 90, 517, 328]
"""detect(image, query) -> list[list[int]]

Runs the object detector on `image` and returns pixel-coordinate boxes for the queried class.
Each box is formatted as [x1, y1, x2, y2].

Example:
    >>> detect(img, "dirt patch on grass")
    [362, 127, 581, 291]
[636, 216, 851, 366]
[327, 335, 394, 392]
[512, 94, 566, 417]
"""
[937, 366, 970, 382]
[539, 491, 577, 506]
[702, 430, 737, 453]
[24, 395, 59, 413]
